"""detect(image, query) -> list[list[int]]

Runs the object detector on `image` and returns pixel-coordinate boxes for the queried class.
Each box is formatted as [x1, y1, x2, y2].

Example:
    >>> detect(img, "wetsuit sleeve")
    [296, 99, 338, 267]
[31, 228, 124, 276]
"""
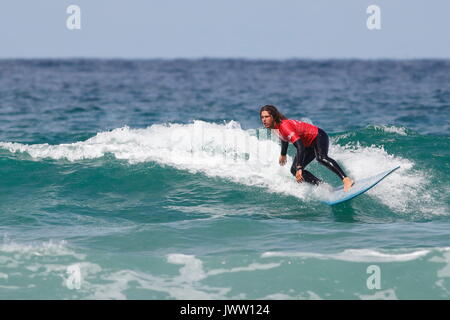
[280, 140, 288, 156]
[292, 138, 305, 170]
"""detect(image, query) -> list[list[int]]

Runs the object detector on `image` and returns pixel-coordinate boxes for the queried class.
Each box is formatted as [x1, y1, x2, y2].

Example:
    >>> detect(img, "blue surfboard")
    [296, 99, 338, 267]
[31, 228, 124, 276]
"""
[322, 166, 400, 205]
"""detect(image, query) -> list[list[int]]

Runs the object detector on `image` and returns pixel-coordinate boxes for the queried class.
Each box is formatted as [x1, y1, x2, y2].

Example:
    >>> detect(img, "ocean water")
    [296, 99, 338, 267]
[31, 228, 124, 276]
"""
[0, 59, 449, 299]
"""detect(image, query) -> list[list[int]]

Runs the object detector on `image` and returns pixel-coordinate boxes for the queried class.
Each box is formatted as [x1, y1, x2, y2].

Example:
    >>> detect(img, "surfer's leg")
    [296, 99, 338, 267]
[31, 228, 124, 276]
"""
[290, 147, 314, 176]
[290, 155, 298, 177]
[302, 147, 316, 169]
[314, 128, 347, 180]
[301, 170, 322, 185]
[290, 150, 322, 185]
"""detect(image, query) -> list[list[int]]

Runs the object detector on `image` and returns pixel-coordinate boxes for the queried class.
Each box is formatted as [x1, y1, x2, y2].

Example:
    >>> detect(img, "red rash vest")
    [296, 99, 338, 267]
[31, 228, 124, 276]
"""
[273, 119, 319, 147]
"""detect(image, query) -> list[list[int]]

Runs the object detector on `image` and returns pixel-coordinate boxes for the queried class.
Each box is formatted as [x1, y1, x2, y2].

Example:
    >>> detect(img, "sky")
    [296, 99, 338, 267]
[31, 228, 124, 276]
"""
[0, 0, 449, 59]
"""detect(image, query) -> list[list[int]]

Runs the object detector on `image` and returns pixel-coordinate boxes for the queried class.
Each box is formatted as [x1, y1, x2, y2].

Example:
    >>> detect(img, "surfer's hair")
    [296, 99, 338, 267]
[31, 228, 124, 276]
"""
[259, 105, 287, 124]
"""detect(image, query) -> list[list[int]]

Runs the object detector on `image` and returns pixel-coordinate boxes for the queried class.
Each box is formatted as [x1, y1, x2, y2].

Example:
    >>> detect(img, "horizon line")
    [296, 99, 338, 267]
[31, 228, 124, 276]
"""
[1, 56, 449, 61]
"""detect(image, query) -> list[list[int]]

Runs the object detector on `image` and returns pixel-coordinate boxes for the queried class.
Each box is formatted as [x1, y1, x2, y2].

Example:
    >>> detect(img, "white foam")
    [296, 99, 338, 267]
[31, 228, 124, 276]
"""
[434, 279, 450, 295]
[373, 125, 408, 136]
[262, 248, 431, 263]
[85, 268, 231, 300]
[261, 293, 294, 300]
[0, 121, 314, 201]
[358, 288, 398, 300]
[0, 285, 20, 290]
[261, 290, 322, 300]
[429, 248, 450, 278]
[85, 253, 280, 300]
[206, 262, 281, 276]
[329, 142, 445, 214]
[167, 254, 207, 282]
[305, 291, 323, 300]
[0, 239, 86, 260]
[167, 253, 281, 279]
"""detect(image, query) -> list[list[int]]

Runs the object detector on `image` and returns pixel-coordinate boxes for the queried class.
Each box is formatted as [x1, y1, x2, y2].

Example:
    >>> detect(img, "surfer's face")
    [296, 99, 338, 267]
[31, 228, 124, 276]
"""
[261, 111, 274, 129]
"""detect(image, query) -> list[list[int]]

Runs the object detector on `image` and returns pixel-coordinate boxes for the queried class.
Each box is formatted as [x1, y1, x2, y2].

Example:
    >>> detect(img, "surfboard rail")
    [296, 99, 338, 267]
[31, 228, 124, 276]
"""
[322, 166, 400, 205]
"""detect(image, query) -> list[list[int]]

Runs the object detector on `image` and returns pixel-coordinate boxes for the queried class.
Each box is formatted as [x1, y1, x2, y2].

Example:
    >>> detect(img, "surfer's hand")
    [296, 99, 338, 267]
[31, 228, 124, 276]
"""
[279, 155, 287, 166]
[296, 169, 303, 182]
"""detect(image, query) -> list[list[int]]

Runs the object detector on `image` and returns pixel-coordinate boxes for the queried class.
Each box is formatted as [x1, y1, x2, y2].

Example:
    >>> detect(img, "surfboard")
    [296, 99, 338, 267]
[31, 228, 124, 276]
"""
[322, 166, 400, 205]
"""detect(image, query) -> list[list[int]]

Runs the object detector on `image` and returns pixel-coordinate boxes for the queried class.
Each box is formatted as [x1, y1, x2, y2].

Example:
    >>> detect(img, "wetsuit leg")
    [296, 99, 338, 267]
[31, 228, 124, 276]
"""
[290, 147, 322, 185]
[314, 128, 347, 180]
[301, 170, 322, 185]
[290, 147, 314, 176]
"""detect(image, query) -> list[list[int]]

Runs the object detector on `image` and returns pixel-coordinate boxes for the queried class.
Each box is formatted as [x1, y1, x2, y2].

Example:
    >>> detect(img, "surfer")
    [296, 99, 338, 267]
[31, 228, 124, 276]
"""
[260, 105, 354, 192]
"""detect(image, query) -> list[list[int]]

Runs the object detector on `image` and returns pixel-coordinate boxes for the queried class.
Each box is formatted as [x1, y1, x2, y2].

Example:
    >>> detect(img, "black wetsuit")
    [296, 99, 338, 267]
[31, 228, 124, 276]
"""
[281, 128, 347, 185]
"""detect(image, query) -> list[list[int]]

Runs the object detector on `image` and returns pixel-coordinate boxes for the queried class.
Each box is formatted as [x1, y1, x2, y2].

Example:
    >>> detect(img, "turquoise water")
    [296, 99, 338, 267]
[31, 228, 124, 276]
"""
[0, 59, 449, 299]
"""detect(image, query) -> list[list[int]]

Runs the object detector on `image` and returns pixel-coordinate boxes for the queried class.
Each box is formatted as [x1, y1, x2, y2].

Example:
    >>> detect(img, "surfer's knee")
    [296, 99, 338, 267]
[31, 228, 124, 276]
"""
[315, 155, 327, 165]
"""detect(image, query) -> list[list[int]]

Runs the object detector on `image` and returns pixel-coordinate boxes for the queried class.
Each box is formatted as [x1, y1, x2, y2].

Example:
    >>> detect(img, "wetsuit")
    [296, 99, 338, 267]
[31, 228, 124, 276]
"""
[274, 119, 347, 185]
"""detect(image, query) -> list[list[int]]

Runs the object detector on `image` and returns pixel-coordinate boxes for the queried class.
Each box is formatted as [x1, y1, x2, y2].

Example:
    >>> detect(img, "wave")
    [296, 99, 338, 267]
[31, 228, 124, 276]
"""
[0, 120, 448, 216]
[372, 125, 408, 136]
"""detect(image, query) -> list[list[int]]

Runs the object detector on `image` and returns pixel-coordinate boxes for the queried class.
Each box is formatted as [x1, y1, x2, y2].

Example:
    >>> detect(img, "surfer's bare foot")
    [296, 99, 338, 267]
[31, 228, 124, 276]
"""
[343, 177, 354, 192]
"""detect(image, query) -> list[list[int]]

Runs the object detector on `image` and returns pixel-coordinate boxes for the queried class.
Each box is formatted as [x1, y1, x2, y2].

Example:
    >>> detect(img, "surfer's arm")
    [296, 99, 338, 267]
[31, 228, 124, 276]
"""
[292, 139, 305, 170]
[280, 140, 288, 156]
[278, 140, 288, 166]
